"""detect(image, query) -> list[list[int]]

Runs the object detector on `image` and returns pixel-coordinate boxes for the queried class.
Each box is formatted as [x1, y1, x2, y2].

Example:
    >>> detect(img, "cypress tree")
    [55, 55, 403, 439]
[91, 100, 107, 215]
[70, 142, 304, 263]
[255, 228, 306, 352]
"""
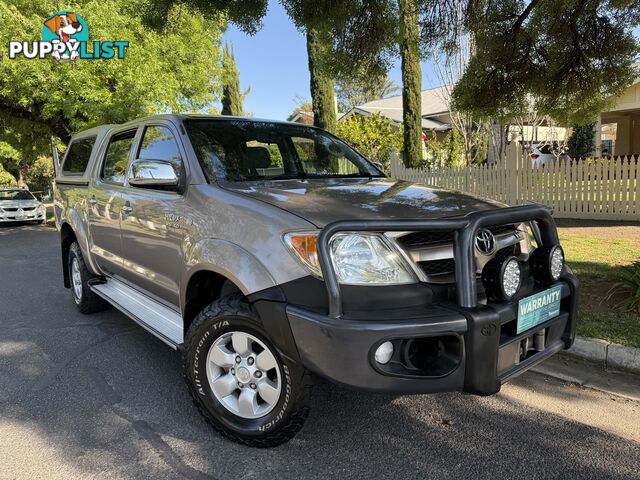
[399, 0, 422, 168]
[221, 43, 243, 116]
[306, 27, 337, 133]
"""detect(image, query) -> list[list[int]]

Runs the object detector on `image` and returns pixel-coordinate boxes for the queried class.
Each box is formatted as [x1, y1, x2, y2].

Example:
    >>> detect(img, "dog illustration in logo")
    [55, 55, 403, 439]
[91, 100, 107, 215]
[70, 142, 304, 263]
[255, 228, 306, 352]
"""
[44, 12, 83, 60]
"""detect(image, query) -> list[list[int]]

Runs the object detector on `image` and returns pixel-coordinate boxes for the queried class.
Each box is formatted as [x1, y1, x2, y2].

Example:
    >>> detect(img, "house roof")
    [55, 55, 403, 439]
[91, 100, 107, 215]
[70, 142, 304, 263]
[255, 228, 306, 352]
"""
[346, 85, 452, 131]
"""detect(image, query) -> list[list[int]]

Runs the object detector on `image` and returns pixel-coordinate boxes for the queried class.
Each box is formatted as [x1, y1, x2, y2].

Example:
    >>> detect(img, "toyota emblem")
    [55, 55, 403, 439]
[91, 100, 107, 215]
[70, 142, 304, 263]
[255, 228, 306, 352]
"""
[475, 229, 496, 255]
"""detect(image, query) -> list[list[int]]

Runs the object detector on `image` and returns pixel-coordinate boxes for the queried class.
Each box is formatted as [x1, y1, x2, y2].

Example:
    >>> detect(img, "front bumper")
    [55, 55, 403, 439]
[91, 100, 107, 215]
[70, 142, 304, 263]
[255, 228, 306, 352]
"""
[285, 273, 578, 395]
[0, 211, 45, 222]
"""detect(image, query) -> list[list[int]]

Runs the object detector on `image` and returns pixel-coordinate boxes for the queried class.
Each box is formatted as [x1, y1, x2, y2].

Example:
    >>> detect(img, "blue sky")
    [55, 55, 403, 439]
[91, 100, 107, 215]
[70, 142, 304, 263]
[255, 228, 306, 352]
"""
[224, 1, 438, 120]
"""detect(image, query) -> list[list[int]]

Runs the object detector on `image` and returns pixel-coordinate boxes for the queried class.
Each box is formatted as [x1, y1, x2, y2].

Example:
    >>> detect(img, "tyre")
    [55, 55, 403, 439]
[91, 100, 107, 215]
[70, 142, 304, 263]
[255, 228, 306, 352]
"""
[183, 294, 312, 447]
[68, 242, 108, 314]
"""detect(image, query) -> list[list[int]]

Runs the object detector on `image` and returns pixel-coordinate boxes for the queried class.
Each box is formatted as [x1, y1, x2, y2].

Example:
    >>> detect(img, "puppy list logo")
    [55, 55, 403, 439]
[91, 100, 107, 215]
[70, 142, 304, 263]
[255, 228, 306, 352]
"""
[8, 11, 129, 60]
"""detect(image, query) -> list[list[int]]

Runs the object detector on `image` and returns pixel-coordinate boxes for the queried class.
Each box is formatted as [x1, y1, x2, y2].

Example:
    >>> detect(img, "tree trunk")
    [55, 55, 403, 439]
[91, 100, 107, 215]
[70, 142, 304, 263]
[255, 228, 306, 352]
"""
[306, 27, 337, 133]
[399, 0, 422, 167]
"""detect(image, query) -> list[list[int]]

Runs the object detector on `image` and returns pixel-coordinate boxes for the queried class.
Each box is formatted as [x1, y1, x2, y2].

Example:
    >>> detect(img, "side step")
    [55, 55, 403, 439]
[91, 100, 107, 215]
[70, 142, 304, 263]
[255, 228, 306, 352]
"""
[90, 278, 183, 348]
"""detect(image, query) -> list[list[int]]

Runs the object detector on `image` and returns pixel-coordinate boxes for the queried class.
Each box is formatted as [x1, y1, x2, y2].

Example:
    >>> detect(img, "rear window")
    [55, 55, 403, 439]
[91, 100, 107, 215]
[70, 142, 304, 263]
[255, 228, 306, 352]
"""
[62, 137, 96, 175]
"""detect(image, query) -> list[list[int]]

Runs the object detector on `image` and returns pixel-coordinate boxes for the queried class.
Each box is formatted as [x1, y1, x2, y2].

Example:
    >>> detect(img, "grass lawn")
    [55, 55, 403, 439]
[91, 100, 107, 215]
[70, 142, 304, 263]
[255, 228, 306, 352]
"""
[558, 226, 640, 347]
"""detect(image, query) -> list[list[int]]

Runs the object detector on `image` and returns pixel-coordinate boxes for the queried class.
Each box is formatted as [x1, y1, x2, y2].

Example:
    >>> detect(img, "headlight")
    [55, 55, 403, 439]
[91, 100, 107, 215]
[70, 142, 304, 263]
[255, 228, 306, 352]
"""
[37, 205, 46, 214]
[482, 256, 523, 301]
[284, 231, 418, 285]
[530, 245, 564, 282]
[329, 233, 417, 285]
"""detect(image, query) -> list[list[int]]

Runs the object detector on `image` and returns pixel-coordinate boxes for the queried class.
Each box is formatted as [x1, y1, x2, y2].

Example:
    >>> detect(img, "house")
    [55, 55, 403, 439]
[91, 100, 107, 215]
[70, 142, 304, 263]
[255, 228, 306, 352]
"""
[342, 86, 452, 138]
[288, 110, 314, 125]
[597, 78, 640, 156]
[342, 86, 566, 146]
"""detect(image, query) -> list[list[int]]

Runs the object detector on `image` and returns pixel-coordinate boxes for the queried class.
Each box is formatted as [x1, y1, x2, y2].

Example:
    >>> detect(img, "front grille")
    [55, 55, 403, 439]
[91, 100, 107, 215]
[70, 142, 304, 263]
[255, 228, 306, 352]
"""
[400, 230, 454, 248]
[2, 207, 35, 212]
[417, 244, 521, 278]
[398, 224, 516, 249]
[418, 258, 456, 276]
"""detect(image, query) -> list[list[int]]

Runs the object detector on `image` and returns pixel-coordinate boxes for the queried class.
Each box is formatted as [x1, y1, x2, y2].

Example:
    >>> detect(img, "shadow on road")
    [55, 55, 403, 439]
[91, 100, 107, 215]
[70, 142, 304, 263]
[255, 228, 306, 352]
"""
[1, 226, 638, 479]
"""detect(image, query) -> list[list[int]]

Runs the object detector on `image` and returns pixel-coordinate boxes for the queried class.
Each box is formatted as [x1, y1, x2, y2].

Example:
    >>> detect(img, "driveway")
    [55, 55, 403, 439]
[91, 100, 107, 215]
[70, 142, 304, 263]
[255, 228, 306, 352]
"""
[0, 224, 639, 479]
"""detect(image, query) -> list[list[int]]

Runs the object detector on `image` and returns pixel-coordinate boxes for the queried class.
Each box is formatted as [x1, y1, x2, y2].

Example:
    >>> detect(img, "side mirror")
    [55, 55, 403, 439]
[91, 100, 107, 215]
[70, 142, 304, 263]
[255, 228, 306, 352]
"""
[373, 161, 384, 172]
[128, 159, 181, 190]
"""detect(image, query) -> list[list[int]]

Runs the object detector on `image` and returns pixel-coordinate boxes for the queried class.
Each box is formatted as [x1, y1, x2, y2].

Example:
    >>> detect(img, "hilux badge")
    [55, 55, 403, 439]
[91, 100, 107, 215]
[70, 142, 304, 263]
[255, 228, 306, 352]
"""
[475, 228, 496, 255]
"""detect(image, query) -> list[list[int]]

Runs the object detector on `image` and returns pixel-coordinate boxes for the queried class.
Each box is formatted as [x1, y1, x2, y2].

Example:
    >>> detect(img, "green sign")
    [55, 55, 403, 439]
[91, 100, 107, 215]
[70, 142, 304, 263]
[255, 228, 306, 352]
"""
[517, 285, 562, 334]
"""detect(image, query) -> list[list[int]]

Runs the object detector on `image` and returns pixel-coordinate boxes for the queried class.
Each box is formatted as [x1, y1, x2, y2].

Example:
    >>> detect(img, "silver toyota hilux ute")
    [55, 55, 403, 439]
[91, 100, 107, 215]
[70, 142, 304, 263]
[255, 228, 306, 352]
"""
[54, 114, 579, 447]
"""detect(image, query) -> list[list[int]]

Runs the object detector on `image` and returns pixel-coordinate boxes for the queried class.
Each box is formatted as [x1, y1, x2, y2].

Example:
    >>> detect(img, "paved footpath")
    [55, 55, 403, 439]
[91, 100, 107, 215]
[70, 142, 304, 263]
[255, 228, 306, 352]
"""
[1, 224, 638, 480]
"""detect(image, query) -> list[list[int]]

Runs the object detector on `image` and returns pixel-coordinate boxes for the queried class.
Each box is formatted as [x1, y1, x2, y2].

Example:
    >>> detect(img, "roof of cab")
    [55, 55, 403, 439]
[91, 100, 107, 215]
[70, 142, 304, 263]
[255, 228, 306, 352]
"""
[71, 114, 313, 136]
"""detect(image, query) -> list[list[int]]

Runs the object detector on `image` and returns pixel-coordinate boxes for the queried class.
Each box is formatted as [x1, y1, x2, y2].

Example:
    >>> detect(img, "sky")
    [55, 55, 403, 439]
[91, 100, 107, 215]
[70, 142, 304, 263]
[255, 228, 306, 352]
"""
[224, 1, 438, 121]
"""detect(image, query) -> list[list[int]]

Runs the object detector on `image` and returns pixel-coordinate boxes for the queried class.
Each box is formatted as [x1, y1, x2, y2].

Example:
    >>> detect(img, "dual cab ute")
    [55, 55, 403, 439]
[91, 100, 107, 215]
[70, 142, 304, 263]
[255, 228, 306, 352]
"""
[54, 114, 578, 447]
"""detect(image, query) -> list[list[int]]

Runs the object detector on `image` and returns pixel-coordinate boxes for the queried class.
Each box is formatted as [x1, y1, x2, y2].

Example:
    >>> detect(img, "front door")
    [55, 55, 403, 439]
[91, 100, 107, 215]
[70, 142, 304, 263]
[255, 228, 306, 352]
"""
[119, 124, 189, 308]
[87, 129, 137, 276]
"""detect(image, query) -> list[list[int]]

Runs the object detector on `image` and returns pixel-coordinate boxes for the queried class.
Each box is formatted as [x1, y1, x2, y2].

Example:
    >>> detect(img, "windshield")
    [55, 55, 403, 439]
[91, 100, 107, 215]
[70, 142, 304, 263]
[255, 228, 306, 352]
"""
[184, 119, 384, 182]
[0, 189, 35, 201]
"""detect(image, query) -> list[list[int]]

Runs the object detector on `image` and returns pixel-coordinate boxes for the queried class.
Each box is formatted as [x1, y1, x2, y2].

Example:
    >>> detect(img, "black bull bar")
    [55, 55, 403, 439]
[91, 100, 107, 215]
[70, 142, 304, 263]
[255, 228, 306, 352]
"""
[316, 204, 559, 319]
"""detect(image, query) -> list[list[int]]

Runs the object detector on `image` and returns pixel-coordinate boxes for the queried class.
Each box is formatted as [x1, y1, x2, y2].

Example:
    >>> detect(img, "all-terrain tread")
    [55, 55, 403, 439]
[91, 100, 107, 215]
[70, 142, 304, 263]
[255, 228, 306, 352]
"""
[183, 293, 313, 448]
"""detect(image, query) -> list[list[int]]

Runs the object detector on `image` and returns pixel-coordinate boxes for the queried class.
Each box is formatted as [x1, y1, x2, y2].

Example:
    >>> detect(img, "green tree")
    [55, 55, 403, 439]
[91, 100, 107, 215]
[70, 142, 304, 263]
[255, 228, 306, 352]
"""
[0, 0, 225, 148]
[282, 1, 398, 134]
[26, 156, 55, 190]
[451, 0, 640, 125]
[336, 112, 403, 171]
[399, 0, 422, 167]
[567, 123, 596, 158]
[144, 0, 267, 34]
[0, 164, 17, 187]
[336, 74, 400, 112]
[306, 27, 337, 132]
[221, 44, 246, 116]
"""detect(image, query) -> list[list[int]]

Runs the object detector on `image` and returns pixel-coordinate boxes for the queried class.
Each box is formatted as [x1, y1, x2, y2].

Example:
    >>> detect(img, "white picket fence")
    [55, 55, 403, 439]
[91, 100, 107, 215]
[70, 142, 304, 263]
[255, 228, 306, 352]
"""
[390, 145, 640, 220]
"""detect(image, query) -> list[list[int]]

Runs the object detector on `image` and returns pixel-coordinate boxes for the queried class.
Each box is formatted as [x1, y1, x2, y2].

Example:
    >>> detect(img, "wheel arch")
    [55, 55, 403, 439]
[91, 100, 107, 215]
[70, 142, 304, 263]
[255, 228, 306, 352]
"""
[182, 269, 244, 334]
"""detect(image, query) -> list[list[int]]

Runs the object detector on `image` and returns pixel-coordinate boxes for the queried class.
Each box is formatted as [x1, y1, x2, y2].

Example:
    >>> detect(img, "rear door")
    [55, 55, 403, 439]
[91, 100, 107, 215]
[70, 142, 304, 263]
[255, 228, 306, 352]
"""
[119, 123, 189, 307]
[87, 128, 138, 276]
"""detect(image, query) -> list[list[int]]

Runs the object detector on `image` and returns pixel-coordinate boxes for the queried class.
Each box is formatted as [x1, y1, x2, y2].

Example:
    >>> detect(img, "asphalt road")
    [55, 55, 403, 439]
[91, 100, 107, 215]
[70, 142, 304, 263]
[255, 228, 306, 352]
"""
[1, 224, 639, 480]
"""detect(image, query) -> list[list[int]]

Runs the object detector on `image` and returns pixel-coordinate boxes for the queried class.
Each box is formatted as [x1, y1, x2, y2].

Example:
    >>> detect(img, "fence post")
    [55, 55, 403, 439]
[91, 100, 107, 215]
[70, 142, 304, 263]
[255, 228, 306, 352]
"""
[390, 150, 399, 178]
[505, 142, 519, 205]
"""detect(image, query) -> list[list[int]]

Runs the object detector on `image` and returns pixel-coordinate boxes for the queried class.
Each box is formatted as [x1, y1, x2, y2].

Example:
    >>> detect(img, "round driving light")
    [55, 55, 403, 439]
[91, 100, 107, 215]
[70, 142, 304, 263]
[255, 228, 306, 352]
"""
[374, 341, 394, 364]
[530, 245, 565, 283]
[502, 258, 522, 299]
[550, 246, 564, 281]
[482, 255, 523, 301]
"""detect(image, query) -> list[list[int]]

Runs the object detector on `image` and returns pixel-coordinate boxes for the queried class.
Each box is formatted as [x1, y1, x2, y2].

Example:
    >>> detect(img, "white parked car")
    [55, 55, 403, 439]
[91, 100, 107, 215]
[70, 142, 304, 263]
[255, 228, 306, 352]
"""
[0, 188, 46, 224]
[528, 143, 570, 166]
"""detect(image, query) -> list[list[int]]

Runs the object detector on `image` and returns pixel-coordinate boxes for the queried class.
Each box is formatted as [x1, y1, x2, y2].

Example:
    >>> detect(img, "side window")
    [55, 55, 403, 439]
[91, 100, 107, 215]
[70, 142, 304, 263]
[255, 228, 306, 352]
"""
[62, 137, 96, 175]
[102, 131, 136, 185]
[137, 126, 183, 174]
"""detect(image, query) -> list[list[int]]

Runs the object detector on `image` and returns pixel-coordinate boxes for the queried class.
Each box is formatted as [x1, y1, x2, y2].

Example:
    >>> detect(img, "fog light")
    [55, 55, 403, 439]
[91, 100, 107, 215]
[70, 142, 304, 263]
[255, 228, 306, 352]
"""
[482, 256, 523, 301]
[530, 245, 564, 282]
[374, 341, 394, 364]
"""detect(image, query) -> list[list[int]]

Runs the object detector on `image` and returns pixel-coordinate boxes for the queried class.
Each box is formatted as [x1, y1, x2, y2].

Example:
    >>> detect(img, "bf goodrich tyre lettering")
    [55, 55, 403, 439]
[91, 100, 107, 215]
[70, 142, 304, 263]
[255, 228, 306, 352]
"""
[183, 294, 312, 447]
